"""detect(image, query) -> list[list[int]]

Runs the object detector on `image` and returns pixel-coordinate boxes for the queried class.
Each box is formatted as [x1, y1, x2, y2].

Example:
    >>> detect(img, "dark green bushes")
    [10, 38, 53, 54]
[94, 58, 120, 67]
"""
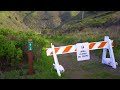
[0, 28, 47, 70]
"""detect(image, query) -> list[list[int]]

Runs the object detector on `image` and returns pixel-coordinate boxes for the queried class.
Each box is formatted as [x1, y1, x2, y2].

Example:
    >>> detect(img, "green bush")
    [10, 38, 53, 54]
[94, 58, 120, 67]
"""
[0, 28, 47, 70]
[0, 35, 7, 58]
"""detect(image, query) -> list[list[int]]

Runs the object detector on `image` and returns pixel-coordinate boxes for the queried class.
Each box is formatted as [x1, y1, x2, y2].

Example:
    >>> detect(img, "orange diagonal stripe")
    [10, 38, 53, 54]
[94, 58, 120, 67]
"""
[89, 43, 96, 49]
[63, 46, 72, 53]
[98, 42, 107, 48]
[50, 48, 60, 55]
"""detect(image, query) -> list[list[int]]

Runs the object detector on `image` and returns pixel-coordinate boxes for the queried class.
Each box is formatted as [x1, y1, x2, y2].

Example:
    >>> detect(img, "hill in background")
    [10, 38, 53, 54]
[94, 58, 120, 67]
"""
[0, 11, 120, 34]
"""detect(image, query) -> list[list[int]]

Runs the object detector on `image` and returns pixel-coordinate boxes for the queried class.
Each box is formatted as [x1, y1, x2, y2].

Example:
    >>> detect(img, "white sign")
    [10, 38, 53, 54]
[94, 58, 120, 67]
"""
[76, 43, 90, 61]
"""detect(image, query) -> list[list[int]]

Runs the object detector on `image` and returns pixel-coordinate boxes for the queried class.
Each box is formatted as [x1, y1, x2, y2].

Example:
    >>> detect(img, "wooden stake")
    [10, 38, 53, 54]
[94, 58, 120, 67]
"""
[28, 39, 33, 75]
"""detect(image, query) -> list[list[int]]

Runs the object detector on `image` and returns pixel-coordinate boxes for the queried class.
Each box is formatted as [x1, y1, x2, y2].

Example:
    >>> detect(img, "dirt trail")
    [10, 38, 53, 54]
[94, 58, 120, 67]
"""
[58, 53, 89, 79]
[53, 43, 120, 79]
[58, 52, 100, 79]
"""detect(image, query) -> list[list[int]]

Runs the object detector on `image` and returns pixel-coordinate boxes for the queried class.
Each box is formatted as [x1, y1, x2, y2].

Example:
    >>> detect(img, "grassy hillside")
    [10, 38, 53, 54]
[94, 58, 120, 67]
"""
[0, 11, 30, 31]
[0, 11, 117, 33]
[23, 11, 62, 33]
[59, 11, 119, 34]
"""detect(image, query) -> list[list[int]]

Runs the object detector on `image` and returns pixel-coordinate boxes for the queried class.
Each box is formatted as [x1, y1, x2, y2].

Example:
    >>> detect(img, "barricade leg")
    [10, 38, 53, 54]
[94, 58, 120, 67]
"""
[102, 36, 117, 69]
[51, 43, 65, 77]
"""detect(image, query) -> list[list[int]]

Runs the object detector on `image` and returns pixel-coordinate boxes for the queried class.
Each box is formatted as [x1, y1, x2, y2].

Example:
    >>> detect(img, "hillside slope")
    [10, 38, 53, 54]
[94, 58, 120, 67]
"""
[0, 11, 81, 32]
[0, 11, 30, 31]
[0, 11, 119, 34]
[59, 11, 119, 34]
[23, 11, 61, 32]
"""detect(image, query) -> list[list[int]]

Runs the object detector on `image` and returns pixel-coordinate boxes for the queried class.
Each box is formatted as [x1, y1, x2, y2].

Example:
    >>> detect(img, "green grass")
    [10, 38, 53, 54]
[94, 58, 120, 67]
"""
[0, 50, 64, 79]
[0, 11, 30, 31]
[30, 11, 38, 17]
[91, 71, 120, 79]
[90, 71, 114, 79]
[70, 11, 80, 17]
[46, 28, 104, 46]
[70, 57, 120, 79]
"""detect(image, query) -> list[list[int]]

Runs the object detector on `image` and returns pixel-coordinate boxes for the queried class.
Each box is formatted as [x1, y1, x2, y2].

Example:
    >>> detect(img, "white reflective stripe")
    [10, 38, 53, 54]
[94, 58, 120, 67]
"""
[92, 42, 100, 50]
[89, 41, 107, 50]
[46, 48, 52, 56]
[69, 45, 76, 52]
[56, 46, 66, 54]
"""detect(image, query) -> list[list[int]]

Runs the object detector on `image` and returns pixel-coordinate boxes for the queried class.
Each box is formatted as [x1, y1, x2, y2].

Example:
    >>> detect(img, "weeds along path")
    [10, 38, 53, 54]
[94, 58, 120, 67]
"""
[53, 42, 120, 79]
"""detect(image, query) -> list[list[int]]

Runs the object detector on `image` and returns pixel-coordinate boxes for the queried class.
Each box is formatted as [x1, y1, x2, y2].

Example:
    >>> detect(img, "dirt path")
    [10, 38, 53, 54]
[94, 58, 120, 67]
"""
[53, 43, 120, 79]
[58, 53, 90, 79]
[58, 52, 100, 79]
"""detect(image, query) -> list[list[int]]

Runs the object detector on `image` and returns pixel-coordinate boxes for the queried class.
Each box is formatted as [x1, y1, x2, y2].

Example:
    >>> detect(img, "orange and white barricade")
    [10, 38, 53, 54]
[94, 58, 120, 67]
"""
[46, 36, 118, 77]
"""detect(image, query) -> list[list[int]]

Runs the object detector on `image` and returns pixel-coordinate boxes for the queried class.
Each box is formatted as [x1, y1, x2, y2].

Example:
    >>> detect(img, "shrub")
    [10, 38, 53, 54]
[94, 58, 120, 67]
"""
[0, 28, 47, 70]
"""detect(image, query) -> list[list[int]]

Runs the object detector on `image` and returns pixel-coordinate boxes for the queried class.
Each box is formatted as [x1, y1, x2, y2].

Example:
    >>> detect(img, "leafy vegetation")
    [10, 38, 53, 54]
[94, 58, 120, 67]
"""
[0, 51, 63, 79]
[0, 28, 64, 79]
[0, 28, 47, 71]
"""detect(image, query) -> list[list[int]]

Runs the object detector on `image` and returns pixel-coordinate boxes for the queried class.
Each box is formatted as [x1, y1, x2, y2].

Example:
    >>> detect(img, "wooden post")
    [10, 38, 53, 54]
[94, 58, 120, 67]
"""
[28, 39, 33, 75]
